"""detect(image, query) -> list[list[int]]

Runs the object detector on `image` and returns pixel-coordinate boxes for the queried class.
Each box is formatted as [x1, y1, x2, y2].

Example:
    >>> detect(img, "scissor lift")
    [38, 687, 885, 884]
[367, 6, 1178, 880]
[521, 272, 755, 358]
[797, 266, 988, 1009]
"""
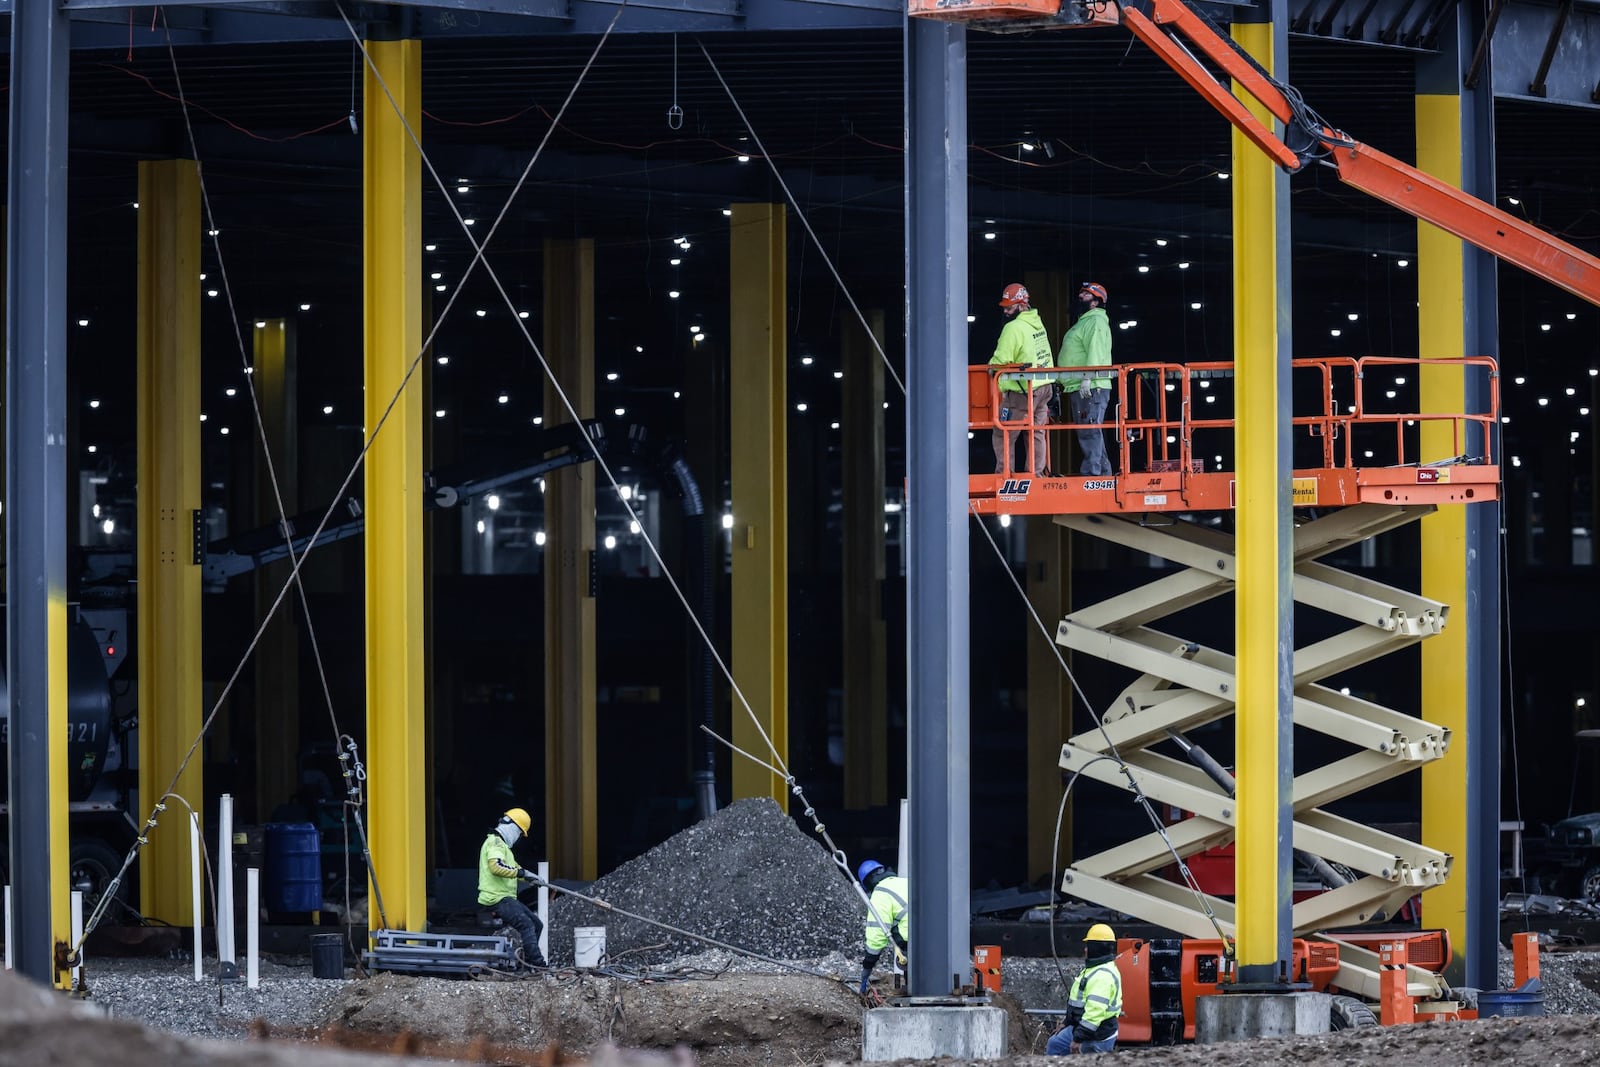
[972, 354, 1500, 1005]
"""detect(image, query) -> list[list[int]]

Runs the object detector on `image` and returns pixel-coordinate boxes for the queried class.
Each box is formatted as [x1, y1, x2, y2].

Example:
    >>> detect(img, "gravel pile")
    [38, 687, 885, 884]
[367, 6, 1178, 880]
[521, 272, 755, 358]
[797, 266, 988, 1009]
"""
[1497, 944, 1600, 1014]
[547, 798, 864, 966]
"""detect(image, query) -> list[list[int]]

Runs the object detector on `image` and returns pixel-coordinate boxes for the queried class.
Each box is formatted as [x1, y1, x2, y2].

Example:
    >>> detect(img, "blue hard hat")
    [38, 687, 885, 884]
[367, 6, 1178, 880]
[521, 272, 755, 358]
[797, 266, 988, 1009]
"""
[857, 859, 884, 883]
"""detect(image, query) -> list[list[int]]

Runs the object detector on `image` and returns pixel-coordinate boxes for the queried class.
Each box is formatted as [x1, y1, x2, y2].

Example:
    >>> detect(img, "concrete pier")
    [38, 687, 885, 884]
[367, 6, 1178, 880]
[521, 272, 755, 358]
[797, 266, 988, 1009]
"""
[862, 1005, 1008, 1060]
[1195, 991, 1332, 1044]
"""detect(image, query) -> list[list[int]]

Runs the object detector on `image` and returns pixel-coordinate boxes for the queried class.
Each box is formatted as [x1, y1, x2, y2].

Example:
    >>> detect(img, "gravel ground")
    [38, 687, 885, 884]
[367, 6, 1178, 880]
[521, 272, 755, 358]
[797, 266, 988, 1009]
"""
[79, 953, 357, 1041]
[546, 797, 864, 967]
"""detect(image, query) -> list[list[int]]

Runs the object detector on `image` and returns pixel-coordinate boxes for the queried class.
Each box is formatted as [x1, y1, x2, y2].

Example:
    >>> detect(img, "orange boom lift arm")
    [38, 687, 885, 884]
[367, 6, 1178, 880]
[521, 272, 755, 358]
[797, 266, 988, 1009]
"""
[913, 0, 1600, 307]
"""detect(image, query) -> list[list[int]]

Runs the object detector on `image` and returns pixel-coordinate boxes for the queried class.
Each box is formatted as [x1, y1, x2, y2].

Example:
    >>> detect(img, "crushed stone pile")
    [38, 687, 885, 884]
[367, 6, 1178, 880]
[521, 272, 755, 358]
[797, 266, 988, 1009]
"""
[547, 797, 865, 966]
[1498, 944, 1600, 1014]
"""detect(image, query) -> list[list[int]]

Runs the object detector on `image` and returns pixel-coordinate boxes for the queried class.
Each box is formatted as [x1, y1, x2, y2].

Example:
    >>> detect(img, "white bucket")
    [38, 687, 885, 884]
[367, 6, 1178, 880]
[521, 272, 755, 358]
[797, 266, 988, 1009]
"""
[574, 926, 607, 968]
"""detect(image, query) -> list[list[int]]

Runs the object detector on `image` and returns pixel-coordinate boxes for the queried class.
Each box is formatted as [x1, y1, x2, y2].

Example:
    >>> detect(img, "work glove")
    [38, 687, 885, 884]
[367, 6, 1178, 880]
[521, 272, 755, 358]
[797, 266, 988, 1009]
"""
[519, 868, 538, 882]
[858, 968, 872, 995]
[1078, 377, 1092, 398]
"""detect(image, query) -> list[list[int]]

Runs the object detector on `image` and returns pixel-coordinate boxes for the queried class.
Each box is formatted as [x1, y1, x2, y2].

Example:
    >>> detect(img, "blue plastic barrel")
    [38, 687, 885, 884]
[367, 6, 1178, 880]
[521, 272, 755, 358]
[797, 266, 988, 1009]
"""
[264, 822, 323, 913]
[1476, 989, 1545, 1018]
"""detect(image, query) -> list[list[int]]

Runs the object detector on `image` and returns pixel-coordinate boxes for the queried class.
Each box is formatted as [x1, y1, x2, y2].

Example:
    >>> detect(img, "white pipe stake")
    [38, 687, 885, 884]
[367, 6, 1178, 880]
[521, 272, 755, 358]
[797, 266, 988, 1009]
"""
[4, 885, 12, 971]
[537, 861, 549, 965]
[190, 812, 204, 981]
[70, 891, 84, 988]
[246, 868, 260, 989]
[218, 793, 235, 964]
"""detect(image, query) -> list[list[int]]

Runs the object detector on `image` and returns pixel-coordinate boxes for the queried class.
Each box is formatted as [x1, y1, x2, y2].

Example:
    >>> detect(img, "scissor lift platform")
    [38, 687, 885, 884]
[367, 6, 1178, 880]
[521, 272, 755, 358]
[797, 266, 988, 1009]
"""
[970, 356, 1499, 515]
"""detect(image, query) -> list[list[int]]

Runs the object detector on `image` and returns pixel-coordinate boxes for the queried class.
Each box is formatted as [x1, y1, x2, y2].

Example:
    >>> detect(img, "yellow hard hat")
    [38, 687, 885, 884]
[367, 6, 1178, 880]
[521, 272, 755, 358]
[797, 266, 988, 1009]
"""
[503, 807, 532, 835]
[1084, 923, 1116, 943]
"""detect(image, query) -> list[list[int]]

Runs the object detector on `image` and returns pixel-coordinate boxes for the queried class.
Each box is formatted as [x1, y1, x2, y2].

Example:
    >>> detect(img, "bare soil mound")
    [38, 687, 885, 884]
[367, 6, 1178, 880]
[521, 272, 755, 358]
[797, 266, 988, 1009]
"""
[319, 970, 865, 1067]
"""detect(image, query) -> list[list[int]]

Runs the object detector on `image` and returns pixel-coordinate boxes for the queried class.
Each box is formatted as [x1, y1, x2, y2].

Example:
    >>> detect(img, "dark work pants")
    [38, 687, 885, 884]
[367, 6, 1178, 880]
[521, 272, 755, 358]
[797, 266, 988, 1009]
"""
[491, 896, 546, 967]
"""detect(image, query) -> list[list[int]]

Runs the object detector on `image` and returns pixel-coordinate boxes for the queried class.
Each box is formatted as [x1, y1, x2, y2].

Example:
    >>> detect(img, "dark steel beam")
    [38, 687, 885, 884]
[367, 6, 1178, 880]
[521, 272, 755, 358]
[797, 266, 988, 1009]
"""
[905, 12, 969, 998]
[6, 0, 71, 987]
[1492, 0, 1600, 109]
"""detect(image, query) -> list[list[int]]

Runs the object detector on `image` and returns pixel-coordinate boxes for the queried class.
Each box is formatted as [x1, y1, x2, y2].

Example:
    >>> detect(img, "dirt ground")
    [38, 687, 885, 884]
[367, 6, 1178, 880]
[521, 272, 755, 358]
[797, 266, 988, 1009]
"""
[9, 959, 1600, 1066]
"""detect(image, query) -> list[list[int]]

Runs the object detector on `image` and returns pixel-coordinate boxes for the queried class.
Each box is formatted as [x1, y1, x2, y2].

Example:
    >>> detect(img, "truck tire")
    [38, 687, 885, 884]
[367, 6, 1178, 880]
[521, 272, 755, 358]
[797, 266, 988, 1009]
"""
[70, 838, 128, 916]
[1329, 994, 1379, 1030]
[1581, 867, 1600, 902]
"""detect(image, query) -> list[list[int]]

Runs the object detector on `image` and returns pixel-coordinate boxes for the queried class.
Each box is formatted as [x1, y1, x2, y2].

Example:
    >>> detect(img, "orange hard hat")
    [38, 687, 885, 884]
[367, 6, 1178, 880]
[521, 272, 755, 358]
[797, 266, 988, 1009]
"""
[1079, 282, 1108, 304]
[999, 283, 1030, 309]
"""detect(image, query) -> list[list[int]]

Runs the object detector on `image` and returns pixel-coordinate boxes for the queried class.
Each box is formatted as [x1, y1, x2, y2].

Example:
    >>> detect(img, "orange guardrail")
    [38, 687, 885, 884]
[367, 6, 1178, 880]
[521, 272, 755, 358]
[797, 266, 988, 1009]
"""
[970, 355, 1499, 515]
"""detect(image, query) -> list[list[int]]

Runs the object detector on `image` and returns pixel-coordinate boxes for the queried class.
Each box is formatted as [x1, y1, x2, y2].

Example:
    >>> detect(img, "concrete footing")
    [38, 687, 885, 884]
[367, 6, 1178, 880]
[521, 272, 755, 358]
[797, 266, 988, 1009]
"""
[861, 1005, 1009, 1061]
[1195, 991, 1331, 1044]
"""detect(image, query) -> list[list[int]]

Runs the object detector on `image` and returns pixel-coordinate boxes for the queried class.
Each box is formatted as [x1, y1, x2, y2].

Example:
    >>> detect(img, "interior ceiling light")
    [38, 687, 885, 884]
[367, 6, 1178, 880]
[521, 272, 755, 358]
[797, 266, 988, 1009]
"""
[1569, 313, 1579, 320]
[984, 232, 996, 240]
[613, 406, 626, 416]
[88, 399, 100, 408]
[425, 243, 437, 252]
[1217, 172, 1230, 180]
[669, 290, 681, 299]
[737, 155, 751, 163]
[225, 387, 237, 397]
[1190, 302, 1202, 310]
[498, 394, 510, 404]
[437, 356, 450, 365]
[323, 405, 334, 415]
[435, 409, 446, 418]
[519, 311, 530, 319]
[1397, 259, 1410, 267]
[436, 284, 447, 292]
[1347, 312, 1359, 321]
[801, 356, 814, 366]
[457, 184, 469, 194]
[723, 208, 733, 216]
[607, 372, 620, 380]
[1177, 262, 1190, 270]
[300, 303, 312, 311]
[1156, 239, 1168, 247]
[431, 272, 442, 280]
[635, 345, 645, 353]
[1137, 265, 1150, 273]
[463, 218, 476, 226]
[834, 370, 844, 379]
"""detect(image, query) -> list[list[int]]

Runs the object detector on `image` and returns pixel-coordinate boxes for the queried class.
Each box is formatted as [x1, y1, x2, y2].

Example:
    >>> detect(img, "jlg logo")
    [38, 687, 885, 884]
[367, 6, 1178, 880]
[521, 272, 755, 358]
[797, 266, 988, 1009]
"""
[998, 479, 1032, 497]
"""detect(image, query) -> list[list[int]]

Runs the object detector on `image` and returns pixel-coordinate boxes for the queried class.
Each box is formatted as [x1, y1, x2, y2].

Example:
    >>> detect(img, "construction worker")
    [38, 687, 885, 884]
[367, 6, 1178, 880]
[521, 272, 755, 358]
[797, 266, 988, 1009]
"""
[989, 282, 1055, 478]
[478, 807, 547, 968]
[1046, 924, 1123, 1054]
[856, 859, 909, 994]
[1057, 282, 1114, 477]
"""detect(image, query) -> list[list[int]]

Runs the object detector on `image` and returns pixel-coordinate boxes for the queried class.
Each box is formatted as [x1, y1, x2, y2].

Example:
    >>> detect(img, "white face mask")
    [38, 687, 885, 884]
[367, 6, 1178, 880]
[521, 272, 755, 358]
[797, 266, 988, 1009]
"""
[497, 820, 522, 847]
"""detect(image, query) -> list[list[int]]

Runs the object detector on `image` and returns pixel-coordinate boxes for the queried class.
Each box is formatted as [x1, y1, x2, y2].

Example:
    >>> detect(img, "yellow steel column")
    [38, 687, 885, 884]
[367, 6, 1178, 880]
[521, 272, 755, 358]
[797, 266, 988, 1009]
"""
[252, 318, 299, 823]
[1416, 92, 1469, 965]
[136, 159, 203, 925]
[841, 308, 887, 810]
[728, 203, 788, 804]
[362, 37, 427, 932]
[1231, 17, 1294, 978]
[543, 238, 598, 880]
